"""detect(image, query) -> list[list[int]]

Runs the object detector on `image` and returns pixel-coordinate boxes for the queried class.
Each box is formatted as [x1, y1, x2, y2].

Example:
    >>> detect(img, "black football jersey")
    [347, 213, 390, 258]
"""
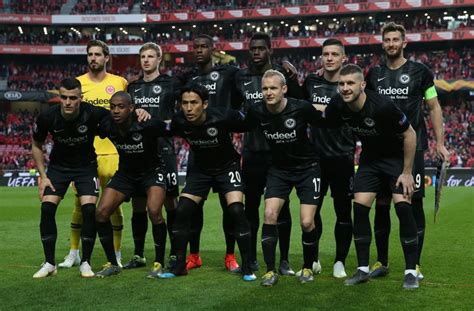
[33, 102, 109, 168]
[303, 73, 355, 158]
[171, 107, 246, 172]
[127, 74, 180, 155]
[235, 63, 303, 152]
[366, 60, 435, 151]
[245, 97, 323, 170]
[180, 64, 242, 110]
[325, 89, 411, 160]
[98, 117, 167, 176]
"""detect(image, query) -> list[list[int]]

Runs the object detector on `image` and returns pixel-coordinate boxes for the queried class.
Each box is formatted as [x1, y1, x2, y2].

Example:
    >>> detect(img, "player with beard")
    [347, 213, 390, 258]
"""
[179, 34, 242, 273]
[94, 91, 166, 278]
[366, 22, 449, 280]
[323, 64, 419, 289]
[59, 40, 128, 268]
[235, 32, 303, 275]
[124, 42, 181, 273]
[302, 38, 355, 278]
[158, 84, 255, 282]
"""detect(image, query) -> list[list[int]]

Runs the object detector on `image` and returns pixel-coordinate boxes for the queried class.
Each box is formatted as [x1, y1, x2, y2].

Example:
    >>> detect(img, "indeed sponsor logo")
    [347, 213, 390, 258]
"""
[204, 83, 217, 91]
[245, 91, 263, 100]
[188, 137, 219, 146]
[86, 98, 110, 106]
[115, 141, 144, 152]
[57, 135, 88, 145]
[350, 127, 378, 136]
[264, 130, 297, 141]
[377, 86, 409, 96]
[134, 96, 160, 104]
[312, 94, 331, 104]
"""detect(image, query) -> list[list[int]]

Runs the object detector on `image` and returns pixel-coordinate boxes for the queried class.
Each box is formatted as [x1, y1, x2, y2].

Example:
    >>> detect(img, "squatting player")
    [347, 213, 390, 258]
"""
[32, 78, 109, 278]
[124, 42, 181, 271]
[60, 40, 128, 268]
[158, 84, 255, 281]
[366, 22, 449, 279]
[235, 32, 303, 274]
[245, 70, 325, 286]
[303, 38, 355, 278]
[323, 64, 419, 289]
[94, 91, 168, 278]
[178, 34, 242, 272]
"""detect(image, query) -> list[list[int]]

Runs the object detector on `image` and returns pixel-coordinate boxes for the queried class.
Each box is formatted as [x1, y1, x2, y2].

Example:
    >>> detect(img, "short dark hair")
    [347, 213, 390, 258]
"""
[194, 34, 214, 47]
[110, 91, 132, 104]
[180, 83, 209, 102]
[60, 78, 82, 91]
[381, 22, 406, 40]
[250, 32, 271, 49]
[322, 38, 345, 53]
[340, 64, 363, 76]
[87, 39, 110, 56]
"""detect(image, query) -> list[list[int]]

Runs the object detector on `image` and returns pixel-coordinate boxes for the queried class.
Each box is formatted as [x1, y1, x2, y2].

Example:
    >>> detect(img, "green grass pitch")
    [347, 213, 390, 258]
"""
[0, 187, 472, 310]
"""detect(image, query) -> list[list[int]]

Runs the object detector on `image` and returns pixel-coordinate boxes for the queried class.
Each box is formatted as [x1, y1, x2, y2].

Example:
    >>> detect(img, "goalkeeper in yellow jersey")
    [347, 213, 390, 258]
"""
[59, 40, 128, 268]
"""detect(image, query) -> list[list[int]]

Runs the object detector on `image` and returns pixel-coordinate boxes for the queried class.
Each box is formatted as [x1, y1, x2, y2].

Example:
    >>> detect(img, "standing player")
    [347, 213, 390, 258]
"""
[124, 42, 180, 271]
[59, 40, 128, 268]
[179, 34, 242, 272]
[31, 78, 108, 278]
[302, 39, 355, 278]
[159, 84, 255, 281]
[235, 32, 303, 274]
[244, 70, 325, 286]
[324, 64, 419, 289]
[366, 22, 449, 279]
[94, 91, 166, 278]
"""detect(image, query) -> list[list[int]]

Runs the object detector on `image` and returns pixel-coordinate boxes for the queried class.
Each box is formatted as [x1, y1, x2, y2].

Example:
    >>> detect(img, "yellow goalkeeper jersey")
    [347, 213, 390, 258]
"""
[77, 72, 128, 155]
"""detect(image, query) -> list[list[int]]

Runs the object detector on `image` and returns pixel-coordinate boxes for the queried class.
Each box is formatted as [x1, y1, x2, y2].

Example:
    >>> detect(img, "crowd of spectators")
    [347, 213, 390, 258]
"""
[71, 0, 134, 14]
[1, 11, 470, 47]
[1, 0, 65, 14]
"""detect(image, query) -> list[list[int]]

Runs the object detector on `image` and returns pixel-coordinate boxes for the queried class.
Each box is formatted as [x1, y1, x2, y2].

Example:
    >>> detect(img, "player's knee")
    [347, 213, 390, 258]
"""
[263, 208, 279, 224]
[41, 202, 58, 219]
[95, 206, 111, 222]
[81, 203, 96, 219]
[300, 219, 315, 232]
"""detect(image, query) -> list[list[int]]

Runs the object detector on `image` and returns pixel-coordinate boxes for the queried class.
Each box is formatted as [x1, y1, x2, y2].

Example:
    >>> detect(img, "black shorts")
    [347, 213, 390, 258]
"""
[319, 156, 354, 199]
[182, 162, 244, 199]
[107, 168, 167, 198]
[412, 150, 425, 198]
[242, 151, 271, 199]
[44, 165, 99, 198]
[163, 153, 179, 198]
[354, 157, 405, 195]
[264, 164, 321, 205]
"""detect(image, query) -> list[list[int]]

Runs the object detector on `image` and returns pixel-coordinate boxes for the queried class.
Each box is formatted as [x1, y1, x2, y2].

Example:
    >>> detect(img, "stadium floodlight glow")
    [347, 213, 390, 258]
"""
[219, 27, 222, 30]
[252, 25, 256, 28]
[319, 21, 323, 25]
[285, 24, 289, 27]
[405, 14, 409, 17]
[298, 20, 302, 23]
[351, 17, 355, 21]
[444, 11, 448, 15]
[463, 10, 467, 14]
[18, 26, 23, 34]
[264, 22, 267, 25]
[192, 25, 196, 28]
[95, 27, 101, 32]
[316, 19, 319, 22]
[178, 28, 182, 31]
[280, 21, 284, 24]
[369, 16, 373, 19]
[471, 15, 474, 20]
[219, 51, 226, 54]
[247, 22, 251, 26]
[333, 18, 337, 21]
[424, 13, 428, 16]
[43, 27, 48, 35]
[387, 15, 391, 18]
[312, 56, 316, 60]
[172, 25, 175, 29]
[443, 16, 454, 20]
[214, 24, 217, 27]
[141, 27, 145, 31]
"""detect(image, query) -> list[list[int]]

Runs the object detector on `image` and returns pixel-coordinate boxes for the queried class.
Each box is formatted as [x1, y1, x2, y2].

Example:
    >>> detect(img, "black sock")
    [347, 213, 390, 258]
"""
[244, 194, 260, 262]
[374, 201, 391, 266]
[353, 202, 372, 267]
[277, 201, 291, 262]
[411, 198, 425, 265]
[228, 202, 252, 274]
[172, 197, 197, 272]
[395, 202, 418, 270]
[96, 220, 117, 265]
[220, 193, 235, 254]
[166, 208, 176, 256]
[314, 208, 322, 262]
[131, 211, 148, 258]
[302, 229, 317, 269]
[189, 200, 203, 254]
[334, 197, 352, 264]
[152, 222, 167, 264]
[80, 204, 96, 264]
[261, 224, 278, 272]
[40, 202, 58, 265]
